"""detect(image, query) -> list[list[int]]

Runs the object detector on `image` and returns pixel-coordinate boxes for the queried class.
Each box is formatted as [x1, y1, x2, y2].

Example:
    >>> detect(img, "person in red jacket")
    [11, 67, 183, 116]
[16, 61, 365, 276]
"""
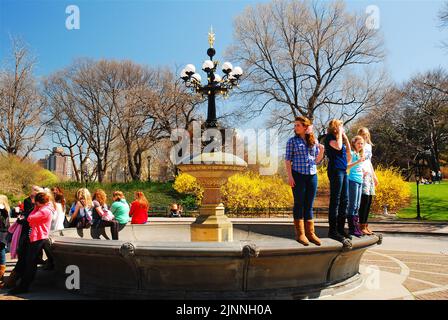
[8, 192, 54, 295]
[129, 191, 150, 224]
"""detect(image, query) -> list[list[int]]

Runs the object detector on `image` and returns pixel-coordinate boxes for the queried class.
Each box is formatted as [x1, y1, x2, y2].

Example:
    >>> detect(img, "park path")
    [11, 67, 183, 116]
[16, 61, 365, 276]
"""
[1, 218, 447, 300]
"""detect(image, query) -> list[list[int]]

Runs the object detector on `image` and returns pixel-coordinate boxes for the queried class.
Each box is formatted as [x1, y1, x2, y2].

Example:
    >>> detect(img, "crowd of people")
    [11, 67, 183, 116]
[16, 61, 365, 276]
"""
[286, 117, 378, 248]
[0, 187, 152, 294]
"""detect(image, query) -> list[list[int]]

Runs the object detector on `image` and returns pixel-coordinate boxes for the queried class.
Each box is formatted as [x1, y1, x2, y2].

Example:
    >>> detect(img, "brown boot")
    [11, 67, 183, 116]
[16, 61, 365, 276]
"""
[305, 220, 321, 246]
[360, 224, 370, 236]
[366, 224, 374, 235]
[293, 219, 309, 246]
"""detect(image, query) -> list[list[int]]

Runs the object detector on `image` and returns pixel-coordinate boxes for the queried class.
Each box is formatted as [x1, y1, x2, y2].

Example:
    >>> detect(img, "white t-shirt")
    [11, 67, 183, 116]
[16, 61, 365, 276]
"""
[51, 202, 66, 231]
[362, 143, 374, 175]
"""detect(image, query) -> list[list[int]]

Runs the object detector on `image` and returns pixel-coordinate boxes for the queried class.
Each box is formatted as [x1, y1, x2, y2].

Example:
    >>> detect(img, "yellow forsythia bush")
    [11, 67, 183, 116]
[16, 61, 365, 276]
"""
[371, 166, 411, 213]
[317, 165, 330, 192]
[221, 171, 293, 210]
[173, 173, 203, 203]
[0, 155, 59, 200]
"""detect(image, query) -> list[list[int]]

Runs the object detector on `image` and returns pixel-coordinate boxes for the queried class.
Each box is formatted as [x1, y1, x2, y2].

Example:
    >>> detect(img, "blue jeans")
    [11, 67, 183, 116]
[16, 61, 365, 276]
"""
[328, 169, 349, 220]
[0, 243, 6, 265]
[348, 180, 363, 217]
[291, 171, 317, 220]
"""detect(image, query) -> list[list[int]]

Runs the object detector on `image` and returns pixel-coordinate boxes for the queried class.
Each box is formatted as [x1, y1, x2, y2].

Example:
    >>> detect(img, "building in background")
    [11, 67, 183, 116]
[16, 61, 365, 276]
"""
[38, 147, 74, 179]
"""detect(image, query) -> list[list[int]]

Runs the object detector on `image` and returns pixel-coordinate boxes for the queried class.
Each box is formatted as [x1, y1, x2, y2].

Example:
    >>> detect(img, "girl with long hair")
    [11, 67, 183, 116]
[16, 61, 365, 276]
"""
[91, 189, 119, 240]
[69, 188, 93, 227]
[129, 191, 150, 224]
[324, 119, 352, 247]
[110, 191, 130, 232]
[50, 187, 66, 232]
[347, 136, 366, 237]
[357, 127, 379, 235]
[8, 192, 54, 294]
[285, 116, 325, 246]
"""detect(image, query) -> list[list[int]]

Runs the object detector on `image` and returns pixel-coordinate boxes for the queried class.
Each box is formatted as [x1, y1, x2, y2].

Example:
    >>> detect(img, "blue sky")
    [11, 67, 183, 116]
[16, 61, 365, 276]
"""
[1, 0, 446, 82]
[0, 0, 447, 158]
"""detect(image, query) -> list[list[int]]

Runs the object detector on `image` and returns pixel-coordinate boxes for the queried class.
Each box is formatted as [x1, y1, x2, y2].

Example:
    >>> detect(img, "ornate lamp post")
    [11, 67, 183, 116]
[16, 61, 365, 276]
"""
[177, 29, 247, 242]
[413, 150, 431, 220]
[414, 157, 422, 220]
[180, 27, 243, 129]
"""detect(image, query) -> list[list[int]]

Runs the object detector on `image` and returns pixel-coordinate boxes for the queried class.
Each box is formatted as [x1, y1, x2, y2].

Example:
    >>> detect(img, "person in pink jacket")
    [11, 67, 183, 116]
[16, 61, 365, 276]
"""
[8, 192, 54, 295]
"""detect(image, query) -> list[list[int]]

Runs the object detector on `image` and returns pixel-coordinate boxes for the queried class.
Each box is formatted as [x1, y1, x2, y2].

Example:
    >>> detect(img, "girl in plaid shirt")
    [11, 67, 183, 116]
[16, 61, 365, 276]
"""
[285, 116, 325, 246]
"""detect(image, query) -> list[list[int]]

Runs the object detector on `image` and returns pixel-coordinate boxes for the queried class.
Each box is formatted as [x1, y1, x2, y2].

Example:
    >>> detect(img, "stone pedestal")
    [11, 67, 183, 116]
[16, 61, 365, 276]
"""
[178, 152, 247, 242]
[190, 203, 233, 242]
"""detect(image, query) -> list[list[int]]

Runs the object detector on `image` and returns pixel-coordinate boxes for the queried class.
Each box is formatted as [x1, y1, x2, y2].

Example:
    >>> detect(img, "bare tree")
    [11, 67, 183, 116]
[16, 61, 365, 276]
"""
[99, 63, 201, 181]
[149, 69, 203, 133]
[0, 37, 46, 159]
[439, 1, 448, 50]
[44, 72, 91, 182]
[440, 1, 448, 26]
[108, 61, 164, 181]
[400, 70, 448, 171]
[227, 0, 386, 132]
[353, 69, 448, 174]
[44, 59, 118, 182]
[45, 59, 202, 182]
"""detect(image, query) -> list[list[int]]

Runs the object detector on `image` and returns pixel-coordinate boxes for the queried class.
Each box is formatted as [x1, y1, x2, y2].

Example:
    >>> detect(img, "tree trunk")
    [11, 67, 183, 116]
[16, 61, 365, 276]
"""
[69, 147, 80, 182]
[97, 157, 103, 183]
[126, 144, 137, 181]
[133, 150, 142, 181]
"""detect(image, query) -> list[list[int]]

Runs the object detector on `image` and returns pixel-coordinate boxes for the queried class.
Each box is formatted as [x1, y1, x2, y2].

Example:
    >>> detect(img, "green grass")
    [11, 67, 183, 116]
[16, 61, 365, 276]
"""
[52, 180, 185, 209]
[397, 181, 448, 221]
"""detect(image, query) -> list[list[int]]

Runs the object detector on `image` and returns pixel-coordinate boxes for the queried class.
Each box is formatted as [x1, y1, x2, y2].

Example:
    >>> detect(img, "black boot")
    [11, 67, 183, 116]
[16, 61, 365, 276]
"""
[347, 215, 356, 236]
[337, 214, 352, 240]
[328, 217, 353, 249]
[328, 217, 346, 242]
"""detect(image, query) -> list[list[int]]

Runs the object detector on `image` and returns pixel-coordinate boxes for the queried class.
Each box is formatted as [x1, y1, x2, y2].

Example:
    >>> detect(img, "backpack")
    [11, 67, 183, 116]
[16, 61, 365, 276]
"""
[69, 203, 93, 229]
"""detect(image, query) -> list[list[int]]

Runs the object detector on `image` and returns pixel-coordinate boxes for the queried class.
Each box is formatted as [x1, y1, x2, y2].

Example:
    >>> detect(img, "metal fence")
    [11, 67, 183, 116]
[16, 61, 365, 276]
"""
[149, 206, 329, 218]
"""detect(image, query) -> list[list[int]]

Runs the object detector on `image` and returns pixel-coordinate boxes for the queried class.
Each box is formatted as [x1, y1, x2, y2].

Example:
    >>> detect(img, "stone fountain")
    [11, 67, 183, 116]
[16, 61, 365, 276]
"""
[178, 152, 247, 242]
[47, 29, 382, 300]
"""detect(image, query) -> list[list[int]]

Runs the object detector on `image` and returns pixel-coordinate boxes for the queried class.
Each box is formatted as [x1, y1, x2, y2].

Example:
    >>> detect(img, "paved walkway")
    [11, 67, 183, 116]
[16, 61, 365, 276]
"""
[1, 219, 447, 300]
[360, 248, 448, 300]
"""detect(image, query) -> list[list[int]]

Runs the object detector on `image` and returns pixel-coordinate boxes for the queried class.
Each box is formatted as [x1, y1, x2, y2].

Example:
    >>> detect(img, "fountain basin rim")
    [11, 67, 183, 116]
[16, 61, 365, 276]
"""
[50, 229, 380, 257]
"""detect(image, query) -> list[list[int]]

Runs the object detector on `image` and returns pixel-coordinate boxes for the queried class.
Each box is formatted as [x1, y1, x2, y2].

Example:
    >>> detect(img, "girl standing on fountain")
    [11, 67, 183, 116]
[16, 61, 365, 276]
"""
[285, 116, 325, 246]
[357, 127, 379, 235]
[347, 136, 366, 237]
[324, 119, 352, 247]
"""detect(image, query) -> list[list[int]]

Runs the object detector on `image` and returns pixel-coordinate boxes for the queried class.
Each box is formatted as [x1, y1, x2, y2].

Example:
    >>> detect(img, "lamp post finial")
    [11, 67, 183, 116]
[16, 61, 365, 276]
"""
[208, 26, 215, 48]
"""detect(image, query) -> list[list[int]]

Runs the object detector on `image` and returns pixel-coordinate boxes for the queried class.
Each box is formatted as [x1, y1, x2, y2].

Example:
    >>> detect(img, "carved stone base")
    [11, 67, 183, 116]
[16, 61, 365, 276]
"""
[191, 203, 233, 242]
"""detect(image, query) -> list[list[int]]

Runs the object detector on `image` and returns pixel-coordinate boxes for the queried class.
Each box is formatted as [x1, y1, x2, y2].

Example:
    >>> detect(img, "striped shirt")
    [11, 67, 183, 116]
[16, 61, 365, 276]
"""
[285, 136, 320, 175]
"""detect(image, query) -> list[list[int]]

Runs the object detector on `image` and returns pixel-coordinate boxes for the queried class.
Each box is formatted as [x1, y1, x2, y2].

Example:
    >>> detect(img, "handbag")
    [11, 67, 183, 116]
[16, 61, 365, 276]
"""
[63, 215, 71, 228]
[101, 209, 114, 221]
[75, 206, 93, 229]
[76, 216, 92, 229]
